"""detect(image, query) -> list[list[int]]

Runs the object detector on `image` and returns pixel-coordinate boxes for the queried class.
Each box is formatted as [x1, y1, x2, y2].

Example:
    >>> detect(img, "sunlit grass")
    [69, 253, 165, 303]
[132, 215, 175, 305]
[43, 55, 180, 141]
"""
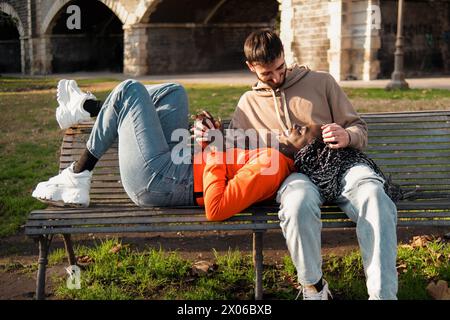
[47, 238, 450, 300]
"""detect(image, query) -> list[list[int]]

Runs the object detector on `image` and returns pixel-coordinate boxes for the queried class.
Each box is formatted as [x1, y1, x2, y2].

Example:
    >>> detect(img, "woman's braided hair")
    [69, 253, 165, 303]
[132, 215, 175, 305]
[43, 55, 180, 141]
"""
[293, 139, 404, 203]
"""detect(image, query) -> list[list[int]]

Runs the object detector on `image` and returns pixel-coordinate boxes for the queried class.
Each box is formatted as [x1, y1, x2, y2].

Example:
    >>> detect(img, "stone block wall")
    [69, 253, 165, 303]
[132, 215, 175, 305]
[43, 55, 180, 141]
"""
[290, 0, 331, 72]
[144, 25, 264, 74]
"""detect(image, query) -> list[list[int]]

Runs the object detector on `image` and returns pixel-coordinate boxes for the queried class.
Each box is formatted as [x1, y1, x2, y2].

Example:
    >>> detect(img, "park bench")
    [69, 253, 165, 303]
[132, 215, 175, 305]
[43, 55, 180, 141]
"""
[25, 110, 450, 300]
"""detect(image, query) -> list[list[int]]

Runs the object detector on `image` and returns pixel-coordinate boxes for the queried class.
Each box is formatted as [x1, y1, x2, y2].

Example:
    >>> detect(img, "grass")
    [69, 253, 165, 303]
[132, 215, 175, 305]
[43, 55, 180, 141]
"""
[343, 88, 450, 100]
[45, 237, 450, 300]
[0, 76, 120, 92]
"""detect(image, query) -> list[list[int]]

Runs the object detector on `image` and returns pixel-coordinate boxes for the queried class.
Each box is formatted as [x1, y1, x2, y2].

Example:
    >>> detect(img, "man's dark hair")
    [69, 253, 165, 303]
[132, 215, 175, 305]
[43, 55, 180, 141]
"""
[244, 29, 284, 65]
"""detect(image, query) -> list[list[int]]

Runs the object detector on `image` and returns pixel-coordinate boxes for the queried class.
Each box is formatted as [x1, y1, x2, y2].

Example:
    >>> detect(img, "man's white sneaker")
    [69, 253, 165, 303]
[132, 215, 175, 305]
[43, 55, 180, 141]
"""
[300, 279, 333, 300]
[56, 79, 96, 130]
[32, 162, 92, 207]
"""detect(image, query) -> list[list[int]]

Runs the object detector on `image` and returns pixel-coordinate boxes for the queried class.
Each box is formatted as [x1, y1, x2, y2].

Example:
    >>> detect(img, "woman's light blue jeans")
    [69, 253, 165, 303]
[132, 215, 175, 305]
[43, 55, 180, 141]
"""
[276, 164, 398, 300]
[86, 79, 194, 207]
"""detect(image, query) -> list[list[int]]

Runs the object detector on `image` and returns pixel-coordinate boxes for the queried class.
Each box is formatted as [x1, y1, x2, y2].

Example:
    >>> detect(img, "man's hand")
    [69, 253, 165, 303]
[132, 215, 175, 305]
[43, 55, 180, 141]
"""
[321, 123, 350, 149]
[190, 110, 222, 148]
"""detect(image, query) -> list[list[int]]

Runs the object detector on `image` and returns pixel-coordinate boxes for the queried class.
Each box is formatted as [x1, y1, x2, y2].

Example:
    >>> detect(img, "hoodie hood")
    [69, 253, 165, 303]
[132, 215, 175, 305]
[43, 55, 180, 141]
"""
[251, 64, 310, 96]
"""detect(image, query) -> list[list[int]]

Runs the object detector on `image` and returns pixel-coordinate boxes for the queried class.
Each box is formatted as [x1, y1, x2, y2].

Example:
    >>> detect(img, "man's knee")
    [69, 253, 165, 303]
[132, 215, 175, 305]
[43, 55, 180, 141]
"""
[358, 180, 397, 220]
[277, 175, 322, 223]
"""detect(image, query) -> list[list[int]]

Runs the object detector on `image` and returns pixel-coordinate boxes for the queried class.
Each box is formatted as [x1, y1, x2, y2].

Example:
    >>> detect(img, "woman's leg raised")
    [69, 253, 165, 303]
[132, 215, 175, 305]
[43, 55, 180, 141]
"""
[87, 79, 193, 206]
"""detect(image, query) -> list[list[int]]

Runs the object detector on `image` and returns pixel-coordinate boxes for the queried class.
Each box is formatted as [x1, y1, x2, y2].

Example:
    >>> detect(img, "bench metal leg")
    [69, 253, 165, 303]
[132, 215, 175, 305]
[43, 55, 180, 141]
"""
[253, 231, 264, 300]
[62, 234, 77, 266]
[36, 235, 53, 300]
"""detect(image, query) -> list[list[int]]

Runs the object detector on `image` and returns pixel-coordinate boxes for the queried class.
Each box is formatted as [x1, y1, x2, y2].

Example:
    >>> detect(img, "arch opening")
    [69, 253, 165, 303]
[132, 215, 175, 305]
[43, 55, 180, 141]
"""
[0, 11, 21, 73]
[143, 0, 280, 74]
[48, 0, 123, 73]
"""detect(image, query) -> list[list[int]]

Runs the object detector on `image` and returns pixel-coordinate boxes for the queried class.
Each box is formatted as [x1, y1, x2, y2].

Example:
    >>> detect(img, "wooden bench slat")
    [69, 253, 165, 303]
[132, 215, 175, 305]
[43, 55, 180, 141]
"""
[23, 221, 361, 236]
[362, 115, 450, 123]
[27, 199, 450, 217]
[25, 209, 450, 228]
[391, 173, 450, 179]
[24, 215, 278, 227]
[369, 129, 450, 137]
[61, 152, 450, 162]
[368, 151, 450, 159]
[368, 136, 450, 144]
[396, 220, 450, 227]
[362, 110, 450, 116]
[368, 122, 450, 130]
[62, 132, 450, 145]
[374, 158, 450, 165]
[392, 180, 450, 186]
[381, 166, 450, 173]
[366, 143, 450, 151]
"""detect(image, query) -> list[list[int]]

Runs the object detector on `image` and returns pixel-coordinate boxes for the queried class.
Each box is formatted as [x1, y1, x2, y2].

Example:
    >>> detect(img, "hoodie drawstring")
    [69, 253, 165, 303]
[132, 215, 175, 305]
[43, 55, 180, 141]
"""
[272, 90, 292, 134]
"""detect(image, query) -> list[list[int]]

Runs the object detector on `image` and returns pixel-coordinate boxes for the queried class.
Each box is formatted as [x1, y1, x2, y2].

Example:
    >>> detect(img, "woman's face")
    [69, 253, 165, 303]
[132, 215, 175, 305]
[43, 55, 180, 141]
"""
[282, 124, 323, 151]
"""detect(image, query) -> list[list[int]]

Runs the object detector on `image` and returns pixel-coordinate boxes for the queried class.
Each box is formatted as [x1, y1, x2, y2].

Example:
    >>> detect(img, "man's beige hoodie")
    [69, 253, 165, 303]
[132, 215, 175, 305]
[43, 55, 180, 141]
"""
[228, 65, 368, 151]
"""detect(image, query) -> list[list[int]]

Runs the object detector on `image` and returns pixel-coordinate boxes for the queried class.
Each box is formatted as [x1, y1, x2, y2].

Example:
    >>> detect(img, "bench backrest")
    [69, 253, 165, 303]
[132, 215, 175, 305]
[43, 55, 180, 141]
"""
[60, 110, 450, 205]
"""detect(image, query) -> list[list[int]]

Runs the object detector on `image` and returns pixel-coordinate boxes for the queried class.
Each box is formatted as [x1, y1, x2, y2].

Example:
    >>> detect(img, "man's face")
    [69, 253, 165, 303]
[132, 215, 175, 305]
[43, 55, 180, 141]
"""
[246, 55, 287, 89]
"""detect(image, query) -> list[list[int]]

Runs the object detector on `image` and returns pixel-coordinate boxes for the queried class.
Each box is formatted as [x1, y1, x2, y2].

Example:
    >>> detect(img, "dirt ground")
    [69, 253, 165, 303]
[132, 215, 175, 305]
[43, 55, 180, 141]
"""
[1, 226, 449, 300]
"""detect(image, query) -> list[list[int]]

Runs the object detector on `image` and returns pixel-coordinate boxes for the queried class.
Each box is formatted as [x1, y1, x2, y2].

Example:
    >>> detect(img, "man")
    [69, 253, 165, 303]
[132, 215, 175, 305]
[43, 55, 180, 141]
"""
[194, 30, 398, 300]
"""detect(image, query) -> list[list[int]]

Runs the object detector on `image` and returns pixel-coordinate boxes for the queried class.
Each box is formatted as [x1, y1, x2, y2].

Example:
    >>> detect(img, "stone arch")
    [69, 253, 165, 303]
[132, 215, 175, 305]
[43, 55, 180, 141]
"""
[136, 0, 162, 24]
[41, 0, 132, 34]
[0, 2, 25, 73]
[0, 2, 25, 37]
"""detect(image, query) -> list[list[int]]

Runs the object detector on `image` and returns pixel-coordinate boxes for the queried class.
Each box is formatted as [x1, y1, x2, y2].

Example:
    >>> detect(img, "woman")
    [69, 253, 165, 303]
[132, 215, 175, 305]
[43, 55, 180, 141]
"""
[32, 79, 298, 221]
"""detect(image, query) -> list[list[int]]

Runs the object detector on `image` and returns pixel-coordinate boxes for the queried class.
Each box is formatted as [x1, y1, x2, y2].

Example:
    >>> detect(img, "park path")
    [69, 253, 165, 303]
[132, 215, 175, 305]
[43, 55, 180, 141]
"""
[8, 70, 450, 89]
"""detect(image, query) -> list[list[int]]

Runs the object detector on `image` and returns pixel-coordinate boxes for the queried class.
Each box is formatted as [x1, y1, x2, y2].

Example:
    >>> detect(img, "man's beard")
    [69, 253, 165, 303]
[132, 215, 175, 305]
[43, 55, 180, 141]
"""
[257, 69, 287, 89]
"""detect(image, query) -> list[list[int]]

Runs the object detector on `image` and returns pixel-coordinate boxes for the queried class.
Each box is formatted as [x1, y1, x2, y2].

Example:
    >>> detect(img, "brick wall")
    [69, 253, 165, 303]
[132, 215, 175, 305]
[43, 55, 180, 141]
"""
[145, 25, 270, 74]
[290, 0, 330, 72]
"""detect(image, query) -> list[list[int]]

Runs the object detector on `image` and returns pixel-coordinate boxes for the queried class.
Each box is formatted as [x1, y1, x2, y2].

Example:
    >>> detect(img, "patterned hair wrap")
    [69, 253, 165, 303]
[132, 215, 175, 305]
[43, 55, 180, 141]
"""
[293, 139, 404, 203]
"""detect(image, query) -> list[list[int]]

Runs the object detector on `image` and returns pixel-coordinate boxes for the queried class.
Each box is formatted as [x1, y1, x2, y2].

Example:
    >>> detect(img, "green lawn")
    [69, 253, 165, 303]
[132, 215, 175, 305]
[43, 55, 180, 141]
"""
[22, 237, 446, 300]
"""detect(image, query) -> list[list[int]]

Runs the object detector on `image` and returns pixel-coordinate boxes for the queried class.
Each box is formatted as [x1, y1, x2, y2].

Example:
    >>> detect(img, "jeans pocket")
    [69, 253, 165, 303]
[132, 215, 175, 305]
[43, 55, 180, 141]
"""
[135, 189, 174, 207]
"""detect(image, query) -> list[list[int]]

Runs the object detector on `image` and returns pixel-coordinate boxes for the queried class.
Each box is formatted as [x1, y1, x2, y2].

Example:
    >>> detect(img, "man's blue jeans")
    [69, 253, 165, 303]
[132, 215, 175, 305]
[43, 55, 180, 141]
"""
[276, 164, 398, 300]
[86, 79, 194, 207]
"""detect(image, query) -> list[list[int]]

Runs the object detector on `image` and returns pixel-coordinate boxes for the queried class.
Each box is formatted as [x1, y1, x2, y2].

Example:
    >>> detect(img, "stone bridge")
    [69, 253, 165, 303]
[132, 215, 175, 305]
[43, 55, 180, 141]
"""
[0, 0, 449, 80]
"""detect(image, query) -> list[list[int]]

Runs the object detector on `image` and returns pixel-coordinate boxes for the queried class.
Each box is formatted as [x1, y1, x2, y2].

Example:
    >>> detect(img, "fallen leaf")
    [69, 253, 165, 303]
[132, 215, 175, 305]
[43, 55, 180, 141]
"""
[410, 235, 433, 248]
[77, 255, 93, 265]
[396, 263, 408, 273]
[283, 274, 301, 290]
[426, 280, 450, 300]
[191, 260, 217, 276]
[109, 244, 122, 254]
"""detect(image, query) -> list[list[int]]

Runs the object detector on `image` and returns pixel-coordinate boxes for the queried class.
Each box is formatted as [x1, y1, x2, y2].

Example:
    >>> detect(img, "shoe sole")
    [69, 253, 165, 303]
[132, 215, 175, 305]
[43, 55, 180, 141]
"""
[57, 79, 70, 129]
[57, 79, 69, 106]
[36, 197, 87, 208]
[33, 182, 90, 208]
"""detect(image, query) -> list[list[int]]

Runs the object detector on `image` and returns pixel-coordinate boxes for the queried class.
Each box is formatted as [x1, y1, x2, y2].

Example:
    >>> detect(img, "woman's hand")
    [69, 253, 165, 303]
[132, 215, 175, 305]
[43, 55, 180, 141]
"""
[190, 111, 222, 148]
